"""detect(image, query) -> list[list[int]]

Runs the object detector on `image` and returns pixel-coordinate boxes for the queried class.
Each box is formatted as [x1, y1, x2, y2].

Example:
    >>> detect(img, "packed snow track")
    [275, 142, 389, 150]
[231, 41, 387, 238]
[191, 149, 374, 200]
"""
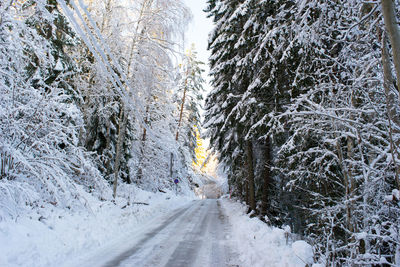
[82, 199, 236, 267]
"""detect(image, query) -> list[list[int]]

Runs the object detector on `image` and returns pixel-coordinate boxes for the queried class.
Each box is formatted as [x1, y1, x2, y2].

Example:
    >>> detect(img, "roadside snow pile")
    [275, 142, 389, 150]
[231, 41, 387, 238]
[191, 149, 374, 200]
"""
[0, 186, 194, 267]
[221, 198, 315, 267]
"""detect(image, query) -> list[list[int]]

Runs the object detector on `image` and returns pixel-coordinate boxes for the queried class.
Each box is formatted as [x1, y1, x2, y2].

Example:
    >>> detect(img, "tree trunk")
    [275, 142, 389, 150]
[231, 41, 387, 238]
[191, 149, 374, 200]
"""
[261, 137, 271, 216]
[104, 115, 112, 176]
[137, 104, 150, 182]
[126, 1, 150, 76]
[237, 176, 243, 200]
[142, 105, 149, 142]
[245, 140, 256, 213]
[170, 152, 174, 179]
[382, 0, 400, 94]
[244, 180, 249, 206]
[335, 132, 353, 236]
[382, 32, 400, 190]
[113, 105, 128, 199]
[200, 152, 212, 171]
[347, 135, 356, 239]
[176, 76, 188, 141]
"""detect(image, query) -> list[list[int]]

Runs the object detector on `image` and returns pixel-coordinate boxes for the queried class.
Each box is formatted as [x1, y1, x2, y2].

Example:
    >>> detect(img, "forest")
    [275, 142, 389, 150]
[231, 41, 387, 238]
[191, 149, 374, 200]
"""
[0, 0, 205, 236]
[1, 0, 400, 266]
[204, 0, 400, 265]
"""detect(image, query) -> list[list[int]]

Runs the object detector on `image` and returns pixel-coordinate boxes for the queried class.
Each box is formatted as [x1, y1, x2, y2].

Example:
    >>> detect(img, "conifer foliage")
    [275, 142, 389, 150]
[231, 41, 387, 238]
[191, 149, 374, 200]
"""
[205, 0, 400, 265]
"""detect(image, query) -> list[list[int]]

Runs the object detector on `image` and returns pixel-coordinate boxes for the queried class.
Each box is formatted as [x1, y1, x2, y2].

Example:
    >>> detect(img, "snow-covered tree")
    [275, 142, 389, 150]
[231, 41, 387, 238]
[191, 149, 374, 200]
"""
[204, 0, 260, 211]
[0, 0, 107, 220]
[175, 45, 205, 160]
[205, 0, 400, 265]
[65, 0, 193, 194]
[0, 0, 197, 220]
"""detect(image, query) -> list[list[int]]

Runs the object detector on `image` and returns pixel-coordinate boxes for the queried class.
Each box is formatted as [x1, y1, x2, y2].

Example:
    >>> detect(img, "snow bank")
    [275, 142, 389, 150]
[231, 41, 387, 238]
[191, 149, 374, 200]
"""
[0, 186, 195, 267]
[220, 198, 315, 267]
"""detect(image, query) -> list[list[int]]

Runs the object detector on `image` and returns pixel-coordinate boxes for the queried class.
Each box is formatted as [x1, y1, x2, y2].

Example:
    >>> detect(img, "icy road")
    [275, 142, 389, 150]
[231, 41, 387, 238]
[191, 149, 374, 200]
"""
[87, 199, 237, 267]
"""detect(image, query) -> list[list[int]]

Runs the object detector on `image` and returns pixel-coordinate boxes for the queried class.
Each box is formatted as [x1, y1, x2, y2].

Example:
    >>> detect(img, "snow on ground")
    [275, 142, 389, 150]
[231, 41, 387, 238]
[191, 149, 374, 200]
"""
[0, 186, 195, 267]
[1, 183, 318, 267]
[220, 197, 315, 267]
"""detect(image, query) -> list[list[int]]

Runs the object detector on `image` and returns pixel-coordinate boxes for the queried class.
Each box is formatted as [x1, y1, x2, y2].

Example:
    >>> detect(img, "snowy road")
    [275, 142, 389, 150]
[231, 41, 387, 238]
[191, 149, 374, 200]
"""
[98, 199, 236, 267]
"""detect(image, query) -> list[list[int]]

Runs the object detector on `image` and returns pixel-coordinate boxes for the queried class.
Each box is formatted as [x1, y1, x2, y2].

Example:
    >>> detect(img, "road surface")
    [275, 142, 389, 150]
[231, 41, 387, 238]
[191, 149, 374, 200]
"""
[98, 199, 237, 267]
[199, 182, 223, 199]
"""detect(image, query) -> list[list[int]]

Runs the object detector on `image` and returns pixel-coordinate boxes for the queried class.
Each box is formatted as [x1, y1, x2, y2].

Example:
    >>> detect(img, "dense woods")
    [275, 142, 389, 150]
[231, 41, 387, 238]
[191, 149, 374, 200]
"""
[0, 0, 205, 220]
[2, 0, 400, 266]
[204, 0, 400, 265]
